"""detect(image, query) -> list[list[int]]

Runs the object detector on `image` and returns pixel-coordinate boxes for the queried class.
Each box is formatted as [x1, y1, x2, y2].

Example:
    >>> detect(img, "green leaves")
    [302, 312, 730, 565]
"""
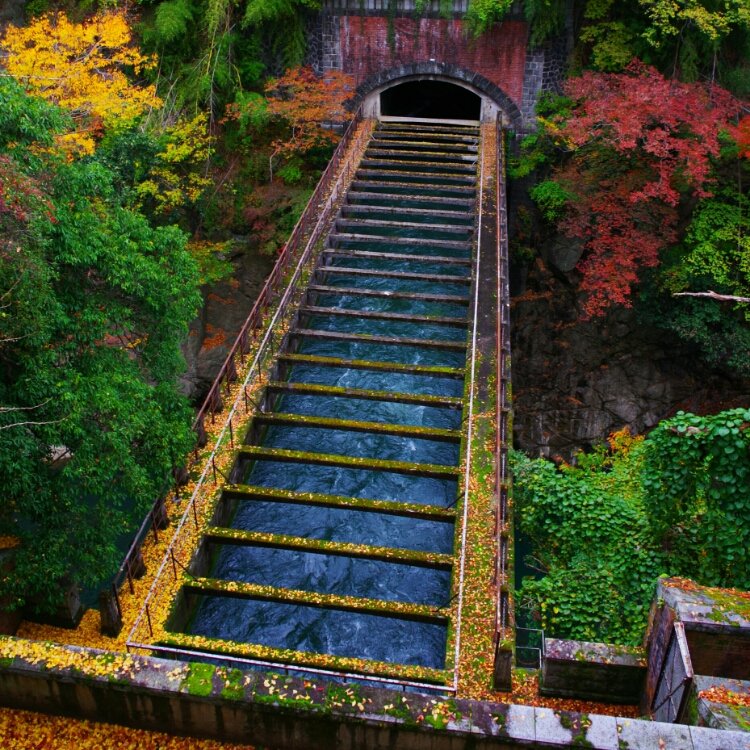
[0, 82, 201, 613]
[466, 0, 515, 36]
[154, 0, 196, 44]
[513, 409, 750, 644]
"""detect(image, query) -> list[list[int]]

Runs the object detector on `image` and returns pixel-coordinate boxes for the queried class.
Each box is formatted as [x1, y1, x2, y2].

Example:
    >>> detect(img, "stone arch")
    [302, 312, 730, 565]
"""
[349, 62, 524, 129]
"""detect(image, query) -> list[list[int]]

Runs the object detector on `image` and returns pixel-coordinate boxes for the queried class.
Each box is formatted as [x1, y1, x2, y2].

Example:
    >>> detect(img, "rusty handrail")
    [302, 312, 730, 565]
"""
[125, 111, 370, 646]
[192, 110, 364, 445]
[495, 115, 512, 642]
[107, 109, 364, 620]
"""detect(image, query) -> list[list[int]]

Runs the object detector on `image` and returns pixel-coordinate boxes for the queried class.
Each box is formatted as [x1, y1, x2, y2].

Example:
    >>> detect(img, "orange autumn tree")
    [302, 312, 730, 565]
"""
[1, 11, 160, 154]
[260, 66, 353, 171]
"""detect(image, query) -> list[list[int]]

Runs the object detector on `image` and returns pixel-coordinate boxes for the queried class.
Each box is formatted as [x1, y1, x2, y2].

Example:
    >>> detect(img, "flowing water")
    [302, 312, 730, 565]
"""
[182, 121, 480, 673]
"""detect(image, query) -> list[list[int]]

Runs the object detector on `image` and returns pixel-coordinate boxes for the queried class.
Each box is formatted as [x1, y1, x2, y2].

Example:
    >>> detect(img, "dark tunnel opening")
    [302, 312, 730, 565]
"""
[380, 80, 482, 120]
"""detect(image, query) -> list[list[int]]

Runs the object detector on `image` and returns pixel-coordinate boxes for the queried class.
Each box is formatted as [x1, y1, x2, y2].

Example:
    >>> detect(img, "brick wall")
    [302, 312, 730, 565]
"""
[338, 16, 529, 111]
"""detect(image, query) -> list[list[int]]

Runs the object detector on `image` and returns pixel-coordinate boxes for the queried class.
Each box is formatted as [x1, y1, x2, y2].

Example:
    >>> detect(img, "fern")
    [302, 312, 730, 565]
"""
[465, 0, 514, 37]
[523, 0, 567, 45]
[154, 0, 196, 44]
[243, 0, 318, 69]
[206, 0, 233, 37]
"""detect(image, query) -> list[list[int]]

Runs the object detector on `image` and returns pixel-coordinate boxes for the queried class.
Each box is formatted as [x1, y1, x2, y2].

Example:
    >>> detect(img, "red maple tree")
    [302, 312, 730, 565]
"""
[549, 62, 739, 316]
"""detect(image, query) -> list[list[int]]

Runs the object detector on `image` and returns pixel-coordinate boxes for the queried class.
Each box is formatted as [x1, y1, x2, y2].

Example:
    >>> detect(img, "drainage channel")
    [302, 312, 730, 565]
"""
[167, 120, 480, 688]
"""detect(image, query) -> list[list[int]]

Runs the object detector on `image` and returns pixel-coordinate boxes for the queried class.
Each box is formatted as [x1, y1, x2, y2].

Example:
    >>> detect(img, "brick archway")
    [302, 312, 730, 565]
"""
[349, 61, 524, 130]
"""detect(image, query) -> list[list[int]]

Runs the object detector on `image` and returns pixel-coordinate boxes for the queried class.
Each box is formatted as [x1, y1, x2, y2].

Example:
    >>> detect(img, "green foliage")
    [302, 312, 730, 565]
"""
[154, 0, 196, 44]
[579, 21, 638, 71]
[514, 409, 750, 645]
[277, 162, 303, 185]
[530, 179, 574, 222]
[0, 79, 200, 612]
[513, 436, 663, 645]
[642, 409, 750, 588]
[651, 188, 750, 376]
[466, 0, 514, 36]
[523, 0, 567, 46]
[242, 0, 321, 68]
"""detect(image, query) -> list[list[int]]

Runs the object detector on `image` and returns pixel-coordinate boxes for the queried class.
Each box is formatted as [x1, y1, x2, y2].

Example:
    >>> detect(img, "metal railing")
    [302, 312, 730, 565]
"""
[105, 109, 366, 629]
[494, 115, 513, 646]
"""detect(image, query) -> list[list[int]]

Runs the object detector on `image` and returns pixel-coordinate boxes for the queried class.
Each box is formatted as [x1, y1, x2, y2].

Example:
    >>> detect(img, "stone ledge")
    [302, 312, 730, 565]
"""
[541, 637, 646, 705]
[0, 639, 747, 748]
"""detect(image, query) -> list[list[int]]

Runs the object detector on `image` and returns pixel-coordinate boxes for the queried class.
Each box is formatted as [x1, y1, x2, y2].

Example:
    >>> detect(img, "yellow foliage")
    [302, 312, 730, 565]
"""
[1, 12, 161, 155]
[0, 706, 254, 748]
[136, 114, 213, 214]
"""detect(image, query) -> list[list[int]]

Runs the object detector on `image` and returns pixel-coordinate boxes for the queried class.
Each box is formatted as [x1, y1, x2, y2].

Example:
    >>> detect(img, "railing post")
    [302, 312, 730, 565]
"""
[145, 603, 154, 638]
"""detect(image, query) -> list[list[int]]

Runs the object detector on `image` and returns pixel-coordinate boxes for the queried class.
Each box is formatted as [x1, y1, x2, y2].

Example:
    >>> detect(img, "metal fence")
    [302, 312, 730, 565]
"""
[104, 110, 366, 631]
[515, 627, 544, 670]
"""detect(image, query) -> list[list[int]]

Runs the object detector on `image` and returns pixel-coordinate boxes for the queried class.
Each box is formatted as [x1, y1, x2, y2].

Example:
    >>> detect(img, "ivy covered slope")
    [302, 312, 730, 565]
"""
[0, 78, 201, 613]
[513, 409, 750, 645]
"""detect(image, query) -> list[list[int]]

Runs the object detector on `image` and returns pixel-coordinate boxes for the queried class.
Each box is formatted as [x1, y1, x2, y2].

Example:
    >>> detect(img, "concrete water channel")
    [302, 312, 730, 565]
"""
[151, 118, 496, 691]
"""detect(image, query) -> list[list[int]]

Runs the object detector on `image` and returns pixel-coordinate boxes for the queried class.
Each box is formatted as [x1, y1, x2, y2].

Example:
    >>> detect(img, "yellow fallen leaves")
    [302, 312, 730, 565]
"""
[0, 706, 254, 749]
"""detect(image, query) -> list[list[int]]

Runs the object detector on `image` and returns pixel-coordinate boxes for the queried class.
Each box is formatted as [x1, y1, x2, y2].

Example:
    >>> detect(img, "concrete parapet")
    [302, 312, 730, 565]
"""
[0, 640, 747, 748]
[541, 638, 646, 704]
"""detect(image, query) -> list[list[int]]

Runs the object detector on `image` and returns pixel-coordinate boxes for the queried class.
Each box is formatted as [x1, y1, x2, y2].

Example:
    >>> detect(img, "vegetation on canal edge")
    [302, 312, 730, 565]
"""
[513, 408, 750, 645]
[160, 630, 451, 684]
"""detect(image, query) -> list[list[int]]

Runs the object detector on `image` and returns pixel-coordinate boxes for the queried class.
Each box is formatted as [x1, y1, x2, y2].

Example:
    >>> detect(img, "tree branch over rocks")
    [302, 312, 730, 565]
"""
[673, 290, 750, 303]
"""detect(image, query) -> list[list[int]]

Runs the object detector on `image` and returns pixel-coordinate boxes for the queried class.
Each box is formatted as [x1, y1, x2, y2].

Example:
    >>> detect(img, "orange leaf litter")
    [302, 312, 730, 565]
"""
[0, 706, 253, 749]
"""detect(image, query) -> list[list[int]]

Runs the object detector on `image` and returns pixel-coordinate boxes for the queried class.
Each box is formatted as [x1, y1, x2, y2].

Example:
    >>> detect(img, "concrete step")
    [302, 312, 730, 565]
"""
[349, 181, 476, 197]
[369, 138, 479, 154]
[306, 284, 470, 305]
[264, 381, 464, 409]
[346, 190, 475, 209]
[277, 352, 466, 377]
[359, 159, 477, 176]
[253, 412, 461, 443]
[374, 130, 479, 146]
[202, 527, 455, 569]
[292, 328, 467, 351]
[356, 167, 475, 184]
[322, 249, 471, 267]
[377, 122, 479, 135]
[300, 303, 467, 327]
[237, 445, 461, 480]
[330, 232, 472, 251]
[365, 148, 477, 163]
[223, 483, 458, 520]
[317, 267, 471, 287]
[341, 203, 474, 224]
[185, 577, 450, 621]
[335, 218, 473, 235]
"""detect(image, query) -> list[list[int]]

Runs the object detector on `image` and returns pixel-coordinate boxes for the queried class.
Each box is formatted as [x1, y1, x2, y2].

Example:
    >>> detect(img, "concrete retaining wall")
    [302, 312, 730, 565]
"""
[0, 641, 748, 749]
[541, 638, 646, 704]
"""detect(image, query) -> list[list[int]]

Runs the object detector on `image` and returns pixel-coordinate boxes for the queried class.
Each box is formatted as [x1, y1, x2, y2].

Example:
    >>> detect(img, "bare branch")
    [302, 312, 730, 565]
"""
[673, 290, 750, 303]
[0, 417, 66, 431]
[0, 399, 52, 414]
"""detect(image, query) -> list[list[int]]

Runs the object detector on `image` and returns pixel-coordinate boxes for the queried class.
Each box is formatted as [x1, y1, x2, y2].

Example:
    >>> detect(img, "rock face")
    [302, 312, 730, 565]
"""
[181, 244, 275, 403]
[511, 258, 750, 460]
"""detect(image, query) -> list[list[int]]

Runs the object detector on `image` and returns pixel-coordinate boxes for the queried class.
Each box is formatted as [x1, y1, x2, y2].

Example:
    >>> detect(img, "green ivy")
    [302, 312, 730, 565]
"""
[513, 408, 750, 644]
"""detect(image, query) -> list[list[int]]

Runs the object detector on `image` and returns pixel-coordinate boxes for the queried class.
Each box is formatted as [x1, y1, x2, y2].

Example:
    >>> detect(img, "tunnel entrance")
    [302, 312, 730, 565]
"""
[380, 80, 482, 121]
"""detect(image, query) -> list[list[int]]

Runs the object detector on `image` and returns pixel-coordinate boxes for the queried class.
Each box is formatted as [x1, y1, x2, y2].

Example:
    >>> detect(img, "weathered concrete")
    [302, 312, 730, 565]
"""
[644, 579, 750, 723]
[0, 642, 748, 748]
[540, 638, 646, 704]
[687, 676, 750, 732]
